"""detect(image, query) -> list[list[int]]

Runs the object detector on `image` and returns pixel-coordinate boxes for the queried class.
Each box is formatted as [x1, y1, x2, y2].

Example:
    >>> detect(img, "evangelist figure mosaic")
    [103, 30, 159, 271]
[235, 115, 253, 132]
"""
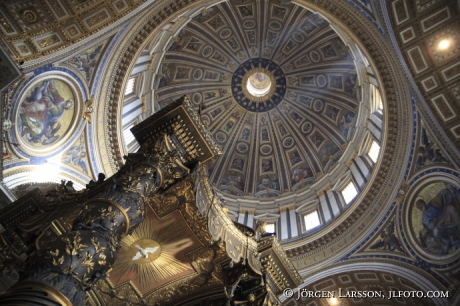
[18, 79, 75, 147]
[411, 182, 460, 256]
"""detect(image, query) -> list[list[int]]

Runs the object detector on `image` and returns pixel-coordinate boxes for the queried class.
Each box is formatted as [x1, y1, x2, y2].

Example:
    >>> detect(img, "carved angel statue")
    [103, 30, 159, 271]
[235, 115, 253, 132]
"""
[83, 97, 94, 123]
[132, 245, 159, 261]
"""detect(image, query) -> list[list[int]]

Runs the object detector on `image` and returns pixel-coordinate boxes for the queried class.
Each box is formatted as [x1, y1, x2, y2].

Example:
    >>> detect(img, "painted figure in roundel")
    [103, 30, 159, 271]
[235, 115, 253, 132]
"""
[18, 79, 75, 146]
[411, 182, 460, 255]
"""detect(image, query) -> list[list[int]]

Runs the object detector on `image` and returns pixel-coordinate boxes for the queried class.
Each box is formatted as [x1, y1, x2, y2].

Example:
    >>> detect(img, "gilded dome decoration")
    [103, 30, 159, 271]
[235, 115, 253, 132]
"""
[152, 0, 363, 206]
[232, 58, 286, 111]
[246, 71, 271, 97]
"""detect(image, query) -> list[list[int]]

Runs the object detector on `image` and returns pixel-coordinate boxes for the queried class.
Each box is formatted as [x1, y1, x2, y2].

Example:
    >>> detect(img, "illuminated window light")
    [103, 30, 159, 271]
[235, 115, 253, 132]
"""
[125, 78, 135, 95]
[246, 72, 272, 97]
[304, 211, 320, 231]
[265, 223, 275, 234]
[342, 181, 358, 204]
[123, 124, 135, 144]
[30, 163, 60, 183]
[367, 140, 380, 163]
[374, 86, 383, 110]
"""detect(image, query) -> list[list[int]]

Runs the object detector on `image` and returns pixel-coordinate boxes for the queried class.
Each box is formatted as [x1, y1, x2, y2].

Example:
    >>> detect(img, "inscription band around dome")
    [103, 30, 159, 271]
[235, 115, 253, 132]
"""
[231, 58, 286, 113]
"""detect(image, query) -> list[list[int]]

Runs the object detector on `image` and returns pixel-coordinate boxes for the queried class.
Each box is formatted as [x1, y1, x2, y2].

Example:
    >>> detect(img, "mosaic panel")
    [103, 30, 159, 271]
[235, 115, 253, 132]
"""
[410, 181, 460, 257]
[14, 78, 80, 155]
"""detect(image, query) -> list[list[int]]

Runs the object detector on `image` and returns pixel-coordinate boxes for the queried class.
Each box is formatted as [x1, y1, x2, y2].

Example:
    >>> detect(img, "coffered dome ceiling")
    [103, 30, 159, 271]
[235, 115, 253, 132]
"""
[152, 0, 366, 203]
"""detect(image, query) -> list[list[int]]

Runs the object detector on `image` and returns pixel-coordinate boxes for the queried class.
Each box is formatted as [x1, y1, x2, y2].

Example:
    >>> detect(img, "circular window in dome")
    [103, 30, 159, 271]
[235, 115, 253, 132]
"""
[232, 58, 286, 112]
[246, 72, 272, 97]
[269, 21, 282, 30]
[283, 137, 294, 148]
[241, 67, 277, 102]
[215, 132, 227, 143]
[313, 99, 324, 112]
[243, 20, 256, 29]
[220, 29, 232, 39]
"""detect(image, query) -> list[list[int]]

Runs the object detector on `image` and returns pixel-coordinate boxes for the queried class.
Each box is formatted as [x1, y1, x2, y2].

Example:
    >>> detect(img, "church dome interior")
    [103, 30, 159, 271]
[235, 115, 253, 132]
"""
[121, 0, 385, 242]
[0, 0, 459, 305]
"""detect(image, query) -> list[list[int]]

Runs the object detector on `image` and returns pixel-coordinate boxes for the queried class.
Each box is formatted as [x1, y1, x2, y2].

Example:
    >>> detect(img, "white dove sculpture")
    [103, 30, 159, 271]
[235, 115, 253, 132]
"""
[132, 244, 159, 261]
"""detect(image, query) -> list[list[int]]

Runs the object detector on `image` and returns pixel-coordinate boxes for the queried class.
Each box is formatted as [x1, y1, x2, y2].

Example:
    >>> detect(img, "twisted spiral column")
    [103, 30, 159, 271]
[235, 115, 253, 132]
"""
[1, 135, 190, 305]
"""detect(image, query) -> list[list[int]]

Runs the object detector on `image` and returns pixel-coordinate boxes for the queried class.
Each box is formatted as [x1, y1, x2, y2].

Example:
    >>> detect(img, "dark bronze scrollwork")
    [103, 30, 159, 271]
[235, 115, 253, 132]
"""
[0, 134, 191, 306]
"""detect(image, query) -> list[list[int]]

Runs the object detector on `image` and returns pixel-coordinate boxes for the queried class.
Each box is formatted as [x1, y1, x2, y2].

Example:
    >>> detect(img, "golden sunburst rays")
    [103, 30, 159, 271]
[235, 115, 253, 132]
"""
[110, 210, 195, 291]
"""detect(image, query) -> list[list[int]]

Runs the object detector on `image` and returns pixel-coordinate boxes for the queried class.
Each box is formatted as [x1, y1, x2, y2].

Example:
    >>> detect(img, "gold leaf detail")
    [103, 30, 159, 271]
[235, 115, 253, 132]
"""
[63, 266, 73, 274]
[82, 251, 95, 273]
[53, 255, 64, 266]
[91, 237, 106, 254]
